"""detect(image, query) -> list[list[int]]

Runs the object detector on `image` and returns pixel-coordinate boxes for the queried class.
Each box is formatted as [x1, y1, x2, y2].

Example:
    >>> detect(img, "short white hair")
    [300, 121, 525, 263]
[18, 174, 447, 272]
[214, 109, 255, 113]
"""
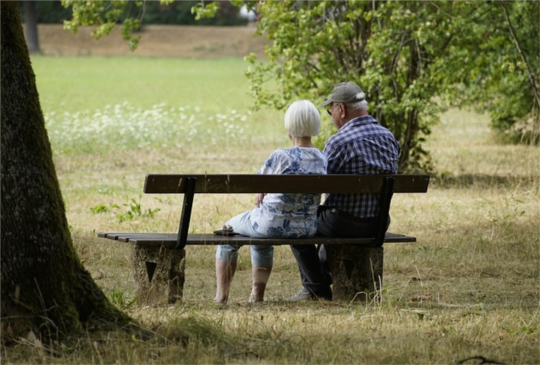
[345, 100, 368, 111]
[284, 100, 321, 137]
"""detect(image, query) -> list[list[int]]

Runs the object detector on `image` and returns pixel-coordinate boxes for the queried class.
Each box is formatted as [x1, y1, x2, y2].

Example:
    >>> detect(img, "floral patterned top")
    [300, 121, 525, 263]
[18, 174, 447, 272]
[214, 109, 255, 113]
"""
[249, 147, 327, 238]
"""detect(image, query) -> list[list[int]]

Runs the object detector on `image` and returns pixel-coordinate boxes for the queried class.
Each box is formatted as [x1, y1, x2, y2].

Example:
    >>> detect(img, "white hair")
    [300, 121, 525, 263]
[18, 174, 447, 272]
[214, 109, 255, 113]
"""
[284, 100, 321, 137]
[345, 100, 368, 111]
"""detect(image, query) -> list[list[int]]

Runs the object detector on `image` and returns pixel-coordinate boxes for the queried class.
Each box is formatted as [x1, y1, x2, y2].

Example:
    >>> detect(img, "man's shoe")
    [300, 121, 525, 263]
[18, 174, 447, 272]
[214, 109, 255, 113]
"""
[285, 288, 313, 301]
[286, 287, 333, 302]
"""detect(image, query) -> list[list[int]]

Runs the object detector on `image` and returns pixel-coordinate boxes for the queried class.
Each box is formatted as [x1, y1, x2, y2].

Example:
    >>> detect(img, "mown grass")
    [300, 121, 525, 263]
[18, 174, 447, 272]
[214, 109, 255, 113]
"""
[33, 57, 259, 112]
[3, 56, 539, 364]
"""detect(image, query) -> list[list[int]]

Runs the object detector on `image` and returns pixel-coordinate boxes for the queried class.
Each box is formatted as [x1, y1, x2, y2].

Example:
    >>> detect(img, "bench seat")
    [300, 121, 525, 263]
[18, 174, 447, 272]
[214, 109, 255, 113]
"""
[98, 232, 416, 248]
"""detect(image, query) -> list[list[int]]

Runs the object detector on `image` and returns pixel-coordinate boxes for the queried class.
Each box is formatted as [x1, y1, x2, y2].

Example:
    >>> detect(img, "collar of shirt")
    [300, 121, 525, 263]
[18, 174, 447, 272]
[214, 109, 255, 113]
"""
[340, 115, 377, 132]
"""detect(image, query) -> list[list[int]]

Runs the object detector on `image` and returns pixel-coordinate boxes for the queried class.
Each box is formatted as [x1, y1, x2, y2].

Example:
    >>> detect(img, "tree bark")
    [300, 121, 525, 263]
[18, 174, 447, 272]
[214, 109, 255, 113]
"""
[23, 1, 41, 54]
[1, 1, 131, 342]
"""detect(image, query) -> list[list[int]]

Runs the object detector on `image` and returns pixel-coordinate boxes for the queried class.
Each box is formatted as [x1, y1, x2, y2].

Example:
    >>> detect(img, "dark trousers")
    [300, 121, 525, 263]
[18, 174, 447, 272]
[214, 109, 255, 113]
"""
[290, 206, 388, 295]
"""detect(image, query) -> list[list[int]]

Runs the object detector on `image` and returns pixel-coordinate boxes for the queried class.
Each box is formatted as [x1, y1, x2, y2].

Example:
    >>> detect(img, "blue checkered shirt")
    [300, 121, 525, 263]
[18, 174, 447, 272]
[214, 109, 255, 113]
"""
[323, 115, 400, 218]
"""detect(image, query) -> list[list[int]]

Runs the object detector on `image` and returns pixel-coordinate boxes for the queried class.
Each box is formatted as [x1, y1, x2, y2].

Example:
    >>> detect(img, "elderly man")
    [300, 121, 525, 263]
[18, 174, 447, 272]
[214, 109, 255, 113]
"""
[287, 82, 400, 301]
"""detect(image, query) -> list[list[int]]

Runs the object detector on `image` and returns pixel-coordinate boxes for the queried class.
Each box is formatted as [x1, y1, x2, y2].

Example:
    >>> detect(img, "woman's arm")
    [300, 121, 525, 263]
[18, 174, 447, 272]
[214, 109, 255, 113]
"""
[254, 150, 282, 206]
[255, 193, 266, 206]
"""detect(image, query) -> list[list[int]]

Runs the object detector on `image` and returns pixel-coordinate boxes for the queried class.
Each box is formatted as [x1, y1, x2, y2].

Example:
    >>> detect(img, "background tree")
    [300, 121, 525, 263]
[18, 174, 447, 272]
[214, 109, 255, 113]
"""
[140, 0, 246, 26]
[241, 0, 464, 171]
[1, 1, 133, 342]
[437, 1, 539, 144]
[19, 0, 246, 26]
[23, 1, 41, 54]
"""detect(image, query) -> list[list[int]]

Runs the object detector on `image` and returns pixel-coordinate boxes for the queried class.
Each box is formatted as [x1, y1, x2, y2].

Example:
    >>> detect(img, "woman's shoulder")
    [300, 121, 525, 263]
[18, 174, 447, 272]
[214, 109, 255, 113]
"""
[270, 147, 326, 162]
[299, 146, 326, 157]
[268, 148, 290, 158]
[262, 148, 290, 167]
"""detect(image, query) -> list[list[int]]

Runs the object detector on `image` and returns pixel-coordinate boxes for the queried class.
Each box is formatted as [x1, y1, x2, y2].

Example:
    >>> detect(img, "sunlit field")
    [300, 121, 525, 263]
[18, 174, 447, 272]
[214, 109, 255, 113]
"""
[4, 55, 539, 364]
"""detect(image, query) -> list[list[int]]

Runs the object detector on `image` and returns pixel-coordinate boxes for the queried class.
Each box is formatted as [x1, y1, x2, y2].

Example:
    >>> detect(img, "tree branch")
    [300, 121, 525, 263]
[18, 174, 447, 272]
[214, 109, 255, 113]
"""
[499, 0, 540, 110]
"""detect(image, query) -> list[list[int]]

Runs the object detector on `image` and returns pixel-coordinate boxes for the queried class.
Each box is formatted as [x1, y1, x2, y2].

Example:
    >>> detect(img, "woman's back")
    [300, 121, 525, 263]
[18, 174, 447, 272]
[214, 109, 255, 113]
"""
[250, 147, 327, 238]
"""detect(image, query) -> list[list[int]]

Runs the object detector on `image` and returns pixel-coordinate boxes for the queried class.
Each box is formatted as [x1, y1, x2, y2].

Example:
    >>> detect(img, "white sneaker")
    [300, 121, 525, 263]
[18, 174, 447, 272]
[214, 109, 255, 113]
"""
[285, 288, 313, 301]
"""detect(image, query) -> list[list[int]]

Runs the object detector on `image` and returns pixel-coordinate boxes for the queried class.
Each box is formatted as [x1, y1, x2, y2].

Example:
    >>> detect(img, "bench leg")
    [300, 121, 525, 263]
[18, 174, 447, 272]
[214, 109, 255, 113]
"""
[131, 245, 185, 305]
[326, 245, 383, 302]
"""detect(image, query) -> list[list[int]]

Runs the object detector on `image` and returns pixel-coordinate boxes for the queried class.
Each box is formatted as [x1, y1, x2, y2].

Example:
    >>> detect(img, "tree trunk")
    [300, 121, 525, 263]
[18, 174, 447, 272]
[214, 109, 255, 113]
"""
[1, 1, 131, 342]
[23, 1, 41, 54]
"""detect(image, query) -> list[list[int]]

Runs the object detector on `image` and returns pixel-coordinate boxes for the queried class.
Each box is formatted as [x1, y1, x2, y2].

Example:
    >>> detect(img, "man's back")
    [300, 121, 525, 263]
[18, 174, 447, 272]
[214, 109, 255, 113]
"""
[323, 114, 399, 218]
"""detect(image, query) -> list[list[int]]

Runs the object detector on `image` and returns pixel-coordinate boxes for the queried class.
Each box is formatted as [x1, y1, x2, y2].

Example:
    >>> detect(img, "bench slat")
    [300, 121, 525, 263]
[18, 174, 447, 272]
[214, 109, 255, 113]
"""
[98, 232, 416, 248]
[144, 174, 430, 194]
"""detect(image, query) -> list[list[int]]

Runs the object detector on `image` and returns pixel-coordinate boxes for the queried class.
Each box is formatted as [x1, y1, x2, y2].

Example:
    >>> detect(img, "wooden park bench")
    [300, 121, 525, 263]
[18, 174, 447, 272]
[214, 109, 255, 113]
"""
[98, 174, 430, 304]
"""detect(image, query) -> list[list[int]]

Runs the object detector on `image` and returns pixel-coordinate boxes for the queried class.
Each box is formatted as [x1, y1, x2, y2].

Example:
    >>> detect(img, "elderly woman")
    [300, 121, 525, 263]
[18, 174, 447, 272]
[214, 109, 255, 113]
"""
[214, 100, 327, 304]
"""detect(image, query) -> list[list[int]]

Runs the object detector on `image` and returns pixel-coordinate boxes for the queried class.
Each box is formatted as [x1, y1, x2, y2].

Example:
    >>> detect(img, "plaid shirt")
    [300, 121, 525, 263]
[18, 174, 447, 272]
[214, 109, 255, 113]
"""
[323, 115, 400, 218]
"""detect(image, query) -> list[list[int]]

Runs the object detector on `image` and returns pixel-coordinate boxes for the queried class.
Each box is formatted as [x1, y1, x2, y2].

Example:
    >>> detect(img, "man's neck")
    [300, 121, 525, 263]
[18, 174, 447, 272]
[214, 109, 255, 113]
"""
[341, 110, 368, 127]
[348, 109, 368, 120]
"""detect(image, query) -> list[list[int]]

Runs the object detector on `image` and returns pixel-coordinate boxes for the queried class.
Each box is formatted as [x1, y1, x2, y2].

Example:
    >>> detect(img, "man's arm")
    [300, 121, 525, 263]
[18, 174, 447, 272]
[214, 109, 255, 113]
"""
[323, 137, 346, 174]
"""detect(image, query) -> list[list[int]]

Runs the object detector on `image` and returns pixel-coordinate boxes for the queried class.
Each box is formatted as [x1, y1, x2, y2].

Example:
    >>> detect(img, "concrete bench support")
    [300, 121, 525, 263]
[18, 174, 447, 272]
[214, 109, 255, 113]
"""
[131, 245, 185, 304]
[326, 246, 384, 301]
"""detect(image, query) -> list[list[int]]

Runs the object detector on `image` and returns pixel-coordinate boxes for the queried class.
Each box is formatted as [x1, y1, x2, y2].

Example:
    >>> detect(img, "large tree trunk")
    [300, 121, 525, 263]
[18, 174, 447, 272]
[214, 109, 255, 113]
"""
[1, 1, 131, 341]
[23, 1, 41, 54]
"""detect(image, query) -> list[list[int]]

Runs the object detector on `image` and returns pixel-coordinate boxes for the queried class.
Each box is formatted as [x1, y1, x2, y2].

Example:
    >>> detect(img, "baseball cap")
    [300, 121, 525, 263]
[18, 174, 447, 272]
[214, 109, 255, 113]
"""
[319, 82, 365, 107]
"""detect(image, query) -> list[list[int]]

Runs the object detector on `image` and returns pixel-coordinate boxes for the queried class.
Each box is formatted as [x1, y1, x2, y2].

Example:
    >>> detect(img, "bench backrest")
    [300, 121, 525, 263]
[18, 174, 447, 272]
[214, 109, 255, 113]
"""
[144, 174, 430, 194]
[143, 174, 430, 249]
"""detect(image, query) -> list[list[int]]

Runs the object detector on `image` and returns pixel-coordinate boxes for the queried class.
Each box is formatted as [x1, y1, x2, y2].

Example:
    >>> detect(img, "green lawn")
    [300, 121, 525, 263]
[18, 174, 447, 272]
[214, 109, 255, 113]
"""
[33, 56, 257, 112]
[32, 56, 286, 155]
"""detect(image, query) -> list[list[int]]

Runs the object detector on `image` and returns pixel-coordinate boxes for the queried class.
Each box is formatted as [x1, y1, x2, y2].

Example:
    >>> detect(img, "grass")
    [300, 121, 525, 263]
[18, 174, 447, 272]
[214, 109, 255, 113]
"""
[3, 55, 539, 364]
[33, 57, 258, 112]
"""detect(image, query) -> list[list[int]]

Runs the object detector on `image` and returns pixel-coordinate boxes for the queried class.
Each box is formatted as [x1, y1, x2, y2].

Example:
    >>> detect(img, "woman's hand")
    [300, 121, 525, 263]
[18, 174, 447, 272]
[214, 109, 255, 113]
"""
[255, 193, 266, 207]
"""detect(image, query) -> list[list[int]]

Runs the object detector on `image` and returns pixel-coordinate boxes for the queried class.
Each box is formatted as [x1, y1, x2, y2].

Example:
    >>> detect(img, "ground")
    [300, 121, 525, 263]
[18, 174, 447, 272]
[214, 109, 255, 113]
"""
[36, 24, 267, 58]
